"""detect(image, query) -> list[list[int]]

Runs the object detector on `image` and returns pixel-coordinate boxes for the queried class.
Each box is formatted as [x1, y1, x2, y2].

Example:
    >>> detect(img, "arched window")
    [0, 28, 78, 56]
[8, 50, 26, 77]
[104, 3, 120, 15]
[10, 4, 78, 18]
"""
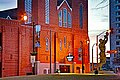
[79, 3, 83, 29]
[60, 40, 62, 51]
[63, 8, 67, 27]
[68, 12, 72, 28]
[78, 41, 83, 60]
[58, 10, 62, 27]
[64, 36, 67, 48]
[46, 38, 49, 51]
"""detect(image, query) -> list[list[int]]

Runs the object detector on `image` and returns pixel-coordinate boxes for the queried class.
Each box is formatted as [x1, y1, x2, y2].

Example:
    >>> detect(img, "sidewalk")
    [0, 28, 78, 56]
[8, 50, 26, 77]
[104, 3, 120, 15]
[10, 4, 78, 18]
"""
[55, 71, 116, 75]
[89, 71, 117, 75]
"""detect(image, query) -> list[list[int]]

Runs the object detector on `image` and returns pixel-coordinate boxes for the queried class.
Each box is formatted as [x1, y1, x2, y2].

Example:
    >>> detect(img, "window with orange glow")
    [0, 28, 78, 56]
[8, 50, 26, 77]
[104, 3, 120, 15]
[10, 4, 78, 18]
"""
[64, 36, 67, 48]
[46, 38, 49, 51]
[60, 40, 62, 51]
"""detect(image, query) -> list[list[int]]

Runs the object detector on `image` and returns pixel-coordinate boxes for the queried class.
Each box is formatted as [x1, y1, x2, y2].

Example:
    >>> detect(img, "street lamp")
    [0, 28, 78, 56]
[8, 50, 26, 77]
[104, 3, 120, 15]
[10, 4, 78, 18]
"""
[23, 15, 40, 75]
[23, 15, 27, 21]
[96, 30, 111, 70]
[92, 43, 96, 72]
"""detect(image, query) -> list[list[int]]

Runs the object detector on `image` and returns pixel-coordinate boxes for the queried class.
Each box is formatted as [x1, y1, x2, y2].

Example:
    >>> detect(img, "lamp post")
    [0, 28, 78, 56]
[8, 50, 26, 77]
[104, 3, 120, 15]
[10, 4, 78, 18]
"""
[23, 16, 40, 75]
[92, 43, 96, 72]
[31, 22, 37, 75]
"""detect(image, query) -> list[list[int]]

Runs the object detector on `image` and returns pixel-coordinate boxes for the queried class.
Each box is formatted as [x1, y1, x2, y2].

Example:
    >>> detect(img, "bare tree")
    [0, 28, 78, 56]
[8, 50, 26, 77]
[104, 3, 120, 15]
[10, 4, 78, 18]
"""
[92, 0, 108, 10]
[96, 0, 107, 7]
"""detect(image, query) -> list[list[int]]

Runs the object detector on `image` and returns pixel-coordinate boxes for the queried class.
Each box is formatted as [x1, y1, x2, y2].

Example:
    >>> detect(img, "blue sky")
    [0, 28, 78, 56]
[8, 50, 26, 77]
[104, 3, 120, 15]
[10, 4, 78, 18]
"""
[0, 0, 109, 63]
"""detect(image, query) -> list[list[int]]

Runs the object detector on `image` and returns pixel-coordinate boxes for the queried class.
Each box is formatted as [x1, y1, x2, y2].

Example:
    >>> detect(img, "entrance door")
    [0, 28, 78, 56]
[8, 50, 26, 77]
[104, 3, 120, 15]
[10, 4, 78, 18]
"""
[60, 65, 70, 73]
[76, 67, 80, 73]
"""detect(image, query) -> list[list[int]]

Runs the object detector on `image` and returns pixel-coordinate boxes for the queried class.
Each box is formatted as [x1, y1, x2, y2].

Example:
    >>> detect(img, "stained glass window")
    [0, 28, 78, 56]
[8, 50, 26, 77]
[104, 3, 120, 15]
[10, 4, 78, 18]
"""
[59, 10, 62, 27]
[68, 12, 72, 28]
[63, 8, 67, 27]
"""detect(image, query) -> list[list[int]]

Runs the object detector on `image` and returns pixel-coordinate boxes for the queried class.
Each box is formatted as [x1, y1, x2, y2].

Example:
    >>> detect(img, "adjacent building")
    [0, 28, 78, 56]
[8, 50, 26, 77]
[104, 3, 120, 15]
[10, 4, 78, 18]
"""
[0, 0, 90, 77]
[0, 18, 33, 77]
[110, 0, 120, 70]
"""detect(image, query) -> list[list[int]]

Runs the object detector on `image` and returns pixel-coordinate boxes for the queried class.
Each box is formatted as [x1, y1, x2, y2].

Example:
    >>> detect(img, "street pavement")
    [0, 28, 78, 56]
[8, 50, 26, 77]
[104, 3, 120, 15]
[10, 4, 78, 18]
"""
[1, 71, 120, 80]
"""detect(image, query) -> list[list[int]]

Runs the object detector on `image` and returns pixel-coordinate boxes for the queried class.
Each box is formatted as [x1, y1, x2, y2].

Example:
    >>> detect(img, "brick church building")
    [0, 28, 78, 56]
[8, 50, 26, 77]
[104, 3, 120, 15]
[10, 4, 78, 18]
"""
[0, 0, 90, 77]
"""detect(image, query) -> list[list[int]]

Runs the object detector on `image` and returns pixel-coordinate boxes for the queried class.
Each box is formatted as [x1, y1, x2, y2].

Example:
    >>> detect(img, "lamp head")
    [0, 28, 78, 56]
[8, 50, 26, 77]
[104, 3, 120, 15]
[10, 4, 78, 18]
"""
[23, 15, 27, 21]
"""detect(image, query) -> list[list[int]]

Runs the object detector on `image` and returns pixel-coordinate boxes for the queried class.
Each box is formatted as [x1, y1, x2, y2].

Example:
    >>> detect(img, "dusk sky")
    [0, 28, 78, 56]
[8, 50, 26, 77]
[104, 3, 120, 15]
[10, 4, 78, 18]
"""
[0, 0, 109, 63]
[0, 0, 17, 11]
[88, 0, 110, 63]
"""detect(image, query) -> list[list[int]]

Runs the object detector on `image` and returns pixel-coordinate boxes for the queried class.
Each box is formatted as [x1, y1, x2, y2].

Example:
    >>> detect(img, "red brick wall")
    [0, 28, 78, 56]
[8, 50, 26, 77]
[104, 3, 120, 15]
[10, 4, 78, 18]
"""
[50, 0, 58, 25]
[32, 0, 45, 24]
[0, 18, 32, 77]
[0, 19, 19, 77]
[18, 26, 33, 76]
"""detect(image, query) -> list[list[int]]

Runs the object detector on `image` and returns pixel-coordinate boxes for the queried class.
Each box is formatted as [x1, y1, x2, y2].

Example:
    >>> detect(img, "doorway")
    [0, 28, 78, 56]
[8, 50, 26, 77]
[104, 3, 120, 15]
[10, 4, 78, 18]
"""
[60, 65, 70, 73]
[76, 67, 80, 73]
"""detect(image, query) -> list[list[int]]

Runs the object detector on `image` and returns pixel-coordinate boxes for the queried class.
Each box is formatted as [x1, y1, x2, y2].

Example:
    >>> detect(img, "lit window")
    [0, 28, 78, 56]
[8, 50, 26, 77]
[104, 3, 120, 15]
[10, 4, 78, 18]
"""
[63, 8, 67, 27]
[79, 3, 83, 29]
[46, 38, 49, 51]
[45, 0, 49, 24]
[68, 12, 72, 28]
[68, 42, 70, 49]
[25, 0, 32, 23]
[78, 41, 83, 60]
[58, 10, 62, 27]
[64, 36, 67, 48]
[60, 40, 62, 51]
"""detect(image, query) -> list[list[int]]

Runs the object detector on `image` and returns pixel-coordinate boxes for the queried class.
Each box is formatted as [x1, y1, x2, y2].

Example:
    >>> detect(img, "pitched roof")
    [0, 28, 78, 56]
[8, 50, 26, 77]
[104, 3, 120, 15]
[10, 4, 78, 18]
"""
[57, 0, 72, 8]
[57, 0, 72, 11]
[0, 8, 17, 20]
